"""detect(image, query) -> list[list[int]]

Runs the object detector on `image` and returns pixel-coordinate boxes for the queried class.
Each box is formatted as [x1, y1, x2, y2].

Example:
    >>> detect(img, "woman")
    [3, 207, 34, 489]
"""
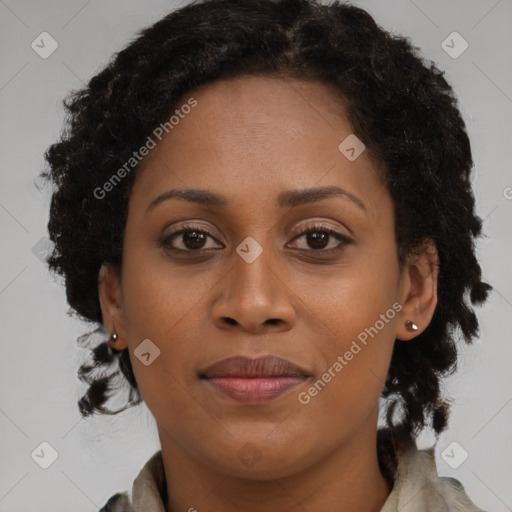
[41, 0, 492, 510]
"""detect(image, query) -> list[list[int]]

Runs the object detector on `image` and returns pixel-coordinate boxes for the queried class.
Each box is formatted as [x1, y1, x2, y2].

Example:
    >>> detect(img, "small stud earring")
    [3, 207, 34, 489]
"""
[109, 332, 118, 343]
[405, 320, 419, 332]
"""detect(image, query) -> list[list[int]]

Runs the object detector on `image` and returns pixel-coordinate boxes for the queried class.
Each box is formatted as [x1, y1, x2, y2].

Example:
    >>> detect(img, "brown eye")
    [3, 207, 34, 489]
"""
[179, 230, 208, 250]
[304, 231, 330, 250]
[161, 225, 221, 252]
[289, 224, 352, 253]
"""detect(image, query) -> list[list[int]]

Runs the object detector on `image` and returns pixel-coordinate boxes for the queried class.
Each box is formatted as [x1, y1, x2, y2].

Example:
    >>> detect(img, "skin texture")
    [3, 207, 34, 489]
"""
[98, 76, 438, 512]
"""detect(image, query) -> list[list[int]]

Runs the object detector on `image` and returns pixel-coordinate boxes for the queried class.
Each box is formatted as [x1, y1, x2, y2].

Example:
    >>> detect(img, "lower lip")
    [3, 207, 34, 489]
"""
[204, 376, 306, 405]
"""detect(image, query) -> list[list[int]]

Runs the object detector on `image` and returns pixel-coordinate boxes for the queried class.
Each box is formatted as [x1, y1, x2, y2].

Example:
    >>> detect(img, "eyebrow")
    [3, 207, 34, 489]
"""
[145, 185, 366, 214]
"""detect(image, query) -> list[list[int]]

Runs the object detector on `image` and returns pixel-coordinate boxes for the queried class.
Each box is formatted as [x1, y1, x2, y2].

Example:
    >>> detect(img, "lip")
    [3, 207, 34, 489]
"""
[200, 355, 310, 405]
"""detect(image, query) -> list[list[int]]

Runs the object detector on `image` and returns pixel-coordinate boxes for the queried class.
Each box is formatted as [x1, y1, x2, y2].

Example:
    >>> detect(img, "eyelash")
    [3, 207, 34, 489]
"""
[160, 222, 352, 255]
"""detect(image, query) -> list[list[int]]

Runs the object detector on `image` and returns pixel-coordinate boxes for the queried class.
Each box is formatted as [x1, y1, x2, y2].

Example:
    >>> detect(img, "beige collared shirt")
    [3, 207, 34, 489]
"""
[98, 441, 486, 512]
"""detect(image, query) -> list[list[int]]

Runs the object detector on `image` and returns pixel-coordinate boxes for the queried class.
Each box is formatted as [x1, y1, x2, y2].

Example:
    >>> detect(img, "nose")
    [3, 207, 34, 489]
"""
[211, 240, 296, 335]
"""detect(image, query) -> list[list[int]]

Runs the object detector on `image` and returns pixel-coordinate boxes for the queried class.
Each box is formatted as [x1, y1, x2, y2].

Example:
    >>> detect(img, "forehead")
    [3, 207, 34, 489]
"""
[131, 75, 385, 216]
[190, 74, 348, 124]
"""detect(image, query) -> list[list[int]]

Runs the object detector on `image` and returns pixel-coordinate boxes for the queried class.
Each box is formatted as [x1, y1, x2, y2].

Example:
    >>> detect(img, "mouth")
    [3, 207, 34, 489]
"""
[199, 355, 310, 405]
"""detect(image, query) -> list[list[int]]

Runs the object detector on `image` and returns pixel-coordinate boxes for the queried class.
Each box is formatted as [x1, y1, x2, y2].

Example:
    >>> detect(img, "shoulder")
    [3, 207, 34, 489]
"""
[97, 450, 165, 512]
[98, 491, 134, 512]
[416, 448, 485, 511]
[382, 444, 487, 512]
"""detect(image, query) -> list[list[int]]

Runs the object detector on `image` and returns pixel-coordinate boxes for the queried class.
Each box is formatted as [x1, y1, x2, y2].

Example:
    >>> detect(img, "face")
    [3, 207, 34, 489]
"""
[99, 75, 437, 479]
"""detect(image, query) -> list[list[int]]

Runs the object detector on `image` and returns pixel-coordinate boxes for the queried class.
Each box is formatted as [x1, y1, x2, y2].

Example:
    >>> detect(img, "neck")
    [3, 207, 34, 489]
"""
[158, 408, 393, 512]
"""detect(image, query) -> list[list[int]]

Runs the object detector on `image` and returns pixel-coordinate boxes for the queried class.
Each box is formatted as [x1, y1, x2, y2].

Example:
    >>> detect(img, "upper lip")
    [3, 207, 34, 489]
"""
[200, 355, 310, 378]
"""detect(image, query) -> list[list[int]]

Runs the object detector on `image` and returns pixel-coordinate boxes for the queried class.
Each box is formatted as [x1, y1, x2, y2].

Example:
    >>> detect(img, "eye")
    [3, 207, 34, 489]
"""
[288, 223, 352, 253]
[160, 224, 222, 252]
[160, 222, 352, 254]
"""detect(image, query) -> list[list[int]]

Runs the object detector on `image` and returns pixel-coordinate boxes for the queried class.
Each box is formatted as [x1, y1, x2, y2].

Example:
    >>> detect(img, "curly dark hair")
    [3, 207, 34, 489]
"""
[40, 0, 491, 454]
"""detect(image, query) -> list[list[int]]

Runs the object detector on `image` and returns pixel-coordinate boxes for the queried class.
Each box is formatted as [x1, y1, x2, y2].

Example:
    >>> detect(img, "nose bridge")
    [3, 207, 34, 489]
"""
[230, 210, 277, 282]
[234, 233, 276, 296]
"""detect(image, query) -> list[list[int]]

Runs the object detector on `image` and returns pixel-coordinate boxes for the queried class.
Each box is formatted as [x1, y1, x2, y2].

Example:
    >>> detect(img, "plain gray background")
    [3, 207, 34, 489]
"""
[1, 1, 511, 511]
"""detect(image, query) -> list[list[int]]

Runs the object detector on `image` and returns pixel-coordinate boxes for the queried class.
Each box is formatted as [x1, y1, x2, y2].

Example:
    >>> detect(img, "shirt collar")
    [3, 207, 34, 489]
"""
[124, 435, 484, 512]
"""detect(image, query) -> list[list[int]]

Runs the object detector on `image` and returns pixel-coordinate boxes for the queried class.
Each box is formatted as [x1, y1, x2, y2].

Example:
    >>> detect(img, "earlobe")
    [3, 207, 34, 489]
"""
[98, 263, 128, 350]
[395, 240, 439, 341]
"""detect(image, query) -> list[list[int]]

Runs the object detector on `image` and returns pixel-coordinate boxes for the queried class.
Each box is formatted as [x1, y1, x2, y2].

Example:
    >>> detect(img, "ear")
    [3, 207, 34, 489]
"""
[98, 263, 128, 351]
[395, 240, 439, 341]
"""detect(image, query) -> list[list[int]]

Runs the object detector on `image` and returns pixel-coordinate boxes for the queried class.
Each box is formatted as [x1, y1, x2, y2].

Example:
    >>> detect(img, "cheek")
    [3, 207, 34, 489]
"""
[313, 234, 400, 341]
[118, 242, 198, 399]
[118, 258, 200, 420]
[298, 239, 399, 416]
[297, 305, 397, 444]
[120, 236, 199, 342]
